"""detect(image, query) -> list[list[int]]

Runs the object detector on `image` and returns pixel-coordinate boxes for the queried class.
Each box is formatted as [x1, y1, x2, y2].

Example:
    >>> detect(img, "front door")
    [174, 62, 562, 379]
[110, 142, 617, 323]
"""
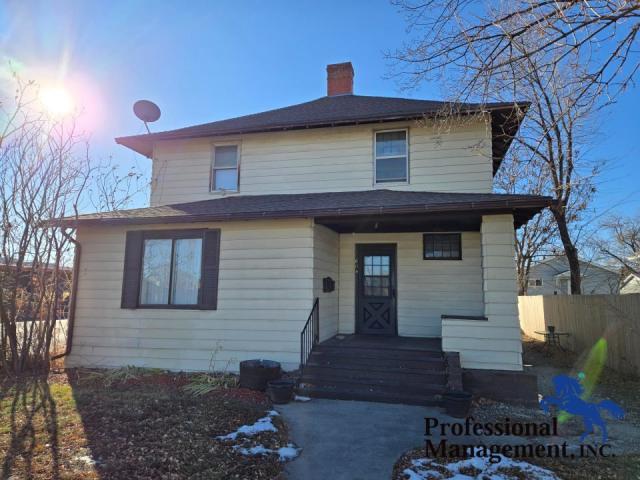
[356, 244, 397, 335]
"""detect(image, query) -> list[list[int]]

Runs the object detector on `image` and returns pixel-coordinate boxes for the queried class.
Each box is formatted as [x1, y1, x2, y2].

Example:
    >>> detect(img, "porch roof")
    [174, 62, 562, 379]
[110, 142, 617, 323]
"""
[53, 189, 552, 230]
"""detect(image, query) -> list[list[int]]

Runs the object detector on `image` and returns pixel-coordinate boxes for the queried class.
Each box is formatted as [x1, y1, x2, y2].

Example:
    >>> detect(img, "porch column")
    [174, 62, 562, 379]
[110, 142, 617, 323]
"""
[442, 214, 522, 371]
[480, 214, 522, 369]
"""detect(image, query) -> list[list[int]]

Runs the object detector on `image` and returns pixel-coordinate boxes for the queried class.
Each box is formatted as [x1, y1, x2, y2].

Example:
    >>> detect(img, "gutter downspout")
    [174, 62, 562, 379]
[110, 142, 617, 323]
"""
[52, 229, 80, 361]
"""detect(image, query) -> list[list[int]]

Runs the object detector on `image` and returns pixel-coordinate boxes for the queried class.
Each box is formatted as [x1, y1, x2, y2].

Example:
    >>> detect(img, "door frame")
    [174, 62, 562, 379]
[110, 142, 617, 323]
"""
[355, 243, 398, 336]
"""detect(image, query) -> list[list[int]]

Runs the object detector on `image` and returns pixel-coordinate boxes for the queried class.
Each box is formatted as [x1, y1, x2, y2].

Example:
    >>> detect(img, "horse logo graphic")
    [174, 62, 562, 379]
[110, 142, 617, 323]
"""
[540, 374, 624, 443]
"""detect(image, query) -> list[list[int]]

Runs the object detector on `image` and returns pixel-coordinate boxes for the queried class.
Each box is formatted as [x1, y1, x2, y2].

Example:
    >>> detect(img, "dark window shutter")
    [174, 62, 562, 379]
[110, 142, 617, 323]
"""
[121, 231, 144, 308]
[201, 229, 221, 310]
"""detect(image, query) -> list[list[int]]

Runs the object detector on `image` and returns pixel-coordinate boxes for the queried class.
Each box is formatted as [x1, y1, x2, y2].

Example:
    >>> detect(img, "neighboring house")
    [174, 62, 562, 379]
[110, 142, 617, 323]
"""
[621, 273, 640, 294]
[54, 63, 551, 403]
[525, 256, 620, 295]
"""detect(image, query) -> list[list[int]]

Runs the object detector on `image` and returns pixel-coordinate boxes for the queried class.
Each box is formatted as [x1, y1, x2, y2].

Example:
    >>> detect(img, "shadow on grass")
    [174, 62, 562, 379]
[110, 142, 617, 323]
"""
[0, 377, 61, 480]
[64, 370, 283, 479]
[1, 370, 286, 479]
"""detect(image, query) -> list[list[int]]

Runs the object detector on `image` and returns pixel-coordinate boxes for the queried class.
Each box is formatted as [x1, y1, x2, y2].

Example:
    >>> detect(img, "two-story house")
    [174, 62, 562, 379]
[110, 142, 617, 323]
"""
[56, 63, 551, 404]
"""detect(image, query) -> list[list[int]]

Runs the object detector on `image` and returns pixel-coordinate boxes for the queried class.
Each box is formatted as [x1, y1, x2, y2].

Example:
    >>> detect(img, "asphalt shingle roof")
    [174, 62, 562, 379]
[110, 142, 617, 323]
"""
[116, 95, 527, 173]
[56, 189, 551, 228]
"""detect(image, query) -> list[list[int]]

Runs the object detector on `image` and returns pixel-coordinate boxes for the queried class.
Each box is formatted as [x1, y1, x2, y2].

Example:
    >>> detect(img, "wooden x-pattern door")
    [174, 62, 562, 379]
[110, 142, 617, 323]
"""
[355, 244, 397, 335]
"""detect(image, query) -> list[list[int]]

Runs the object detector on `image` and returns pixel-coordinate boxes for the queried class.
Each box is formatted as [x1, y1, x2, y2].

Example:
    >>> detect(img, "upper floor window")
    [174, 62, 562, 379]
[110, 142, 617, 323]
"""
[375, 130, 408, 183]
[211, 144, 239, 191]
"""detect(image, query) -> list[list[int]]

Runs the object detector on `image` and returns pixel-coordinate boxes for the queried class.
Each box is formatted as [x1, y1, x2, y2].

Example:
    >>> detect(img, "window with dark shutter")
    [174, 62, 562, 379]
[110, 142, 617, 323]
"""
[121, 231, 144, 308]
[200, 229, 221, 310]
[120, 229, 221, 310]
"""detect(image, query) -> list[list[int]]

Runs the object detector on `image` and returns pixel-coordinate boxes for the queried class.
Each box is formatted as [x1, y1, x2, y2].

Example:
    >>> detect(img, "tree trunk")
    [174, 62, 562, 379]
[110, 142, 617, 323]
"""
[552, 206, 582, 294]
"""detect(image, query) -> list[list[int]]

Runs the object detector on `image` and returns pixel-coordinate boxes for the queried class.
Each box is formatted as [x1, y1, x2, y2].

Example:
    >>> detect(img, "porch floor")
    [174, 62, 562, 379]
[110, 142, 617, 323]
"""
[320, 334, 442, 352]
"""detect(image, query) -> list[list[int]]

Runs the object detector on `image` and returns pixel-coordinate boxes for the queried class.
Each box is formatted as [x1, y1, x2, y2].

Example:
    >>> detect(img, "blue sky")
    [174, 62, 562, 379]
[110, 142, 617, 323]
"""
[1, 0, 638, 217]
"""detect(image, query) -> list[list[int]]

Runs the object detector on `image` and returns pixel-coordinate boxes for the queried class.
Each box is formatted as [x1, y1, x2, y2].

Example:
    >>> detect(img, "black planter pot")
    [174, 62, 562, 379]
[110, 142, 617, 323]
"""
[239, 359, 281, 391]
[267, 379, 295, 404]
[442, 391, 472, 418]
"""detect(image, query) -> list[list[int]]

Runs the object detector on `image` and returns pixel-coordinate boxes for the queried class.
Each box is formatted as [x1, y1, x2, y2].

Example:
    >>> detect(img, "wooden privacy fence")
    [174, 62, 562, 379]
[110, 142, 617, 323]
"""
[519, 294, 640, 377]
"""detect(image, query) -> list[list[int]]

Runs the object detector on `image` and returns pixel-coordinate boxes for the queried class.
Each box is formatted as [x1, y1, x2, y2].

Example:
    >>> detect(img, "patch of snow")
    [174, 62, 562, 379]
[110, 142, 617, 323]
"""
[233, 442, 301, 462]
[294, 395, 311, 402]
[402, 468, 430, 480]
[276, 444, 302, 461]
[216, 410, 278, 440]
[216, 410, 300, 462]
[75, 455, 98, 466]
[233, 444, 272, 456]
[405, 454, 559, 480]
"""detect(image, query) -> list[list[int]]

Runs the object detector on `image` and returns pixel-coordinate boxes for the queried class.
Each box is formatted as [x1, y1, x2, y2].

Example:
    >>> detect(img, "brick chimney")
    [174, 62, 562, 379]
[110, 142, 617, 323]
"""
[327, 62, 354, 96]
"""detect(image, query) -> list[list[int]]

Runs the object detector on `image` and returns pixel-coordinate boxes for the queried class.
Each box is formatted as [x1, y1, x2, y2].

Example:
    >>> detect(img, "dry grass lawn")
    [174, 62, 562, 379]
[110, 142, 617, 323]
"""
[0, 370, 288, 479]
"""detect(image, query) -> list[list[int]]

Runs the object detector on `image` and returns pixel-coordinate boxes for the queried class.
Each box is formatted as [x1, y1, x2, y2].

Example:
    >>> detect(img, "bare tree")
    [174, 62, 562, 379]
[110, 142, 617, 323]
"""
[511, 62, 599, 294]
[392, 1, 604, 293]
[596, 213, 640, 275]
[390, 1, 639, 101]
[89, 162, 145, 212]
[0, 73, 145, 374]
[495, 150, 557, 294]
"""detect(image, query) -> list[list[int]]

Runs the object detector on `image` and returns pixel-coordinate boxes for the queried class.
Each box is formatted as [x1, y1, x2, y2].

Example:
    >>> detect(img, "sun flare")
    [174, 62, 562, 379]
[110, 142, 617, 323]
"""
[40, 86, 74, 116]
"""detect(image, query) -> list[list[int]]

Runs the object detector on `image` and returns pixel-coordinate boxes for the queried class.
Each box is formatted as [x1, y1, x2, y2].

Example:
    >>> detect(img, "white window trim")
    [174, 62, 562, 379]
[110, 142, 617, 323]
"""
[373, 128, 409, 185]
[210, 141, 241, 193]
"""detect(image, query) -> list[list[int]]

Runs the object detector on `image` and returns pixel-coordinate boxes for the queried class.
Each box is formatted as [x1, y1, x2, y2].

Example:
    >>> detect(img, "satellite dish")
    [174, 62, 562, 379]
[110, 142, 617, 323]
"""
[133, 100, 161, 133]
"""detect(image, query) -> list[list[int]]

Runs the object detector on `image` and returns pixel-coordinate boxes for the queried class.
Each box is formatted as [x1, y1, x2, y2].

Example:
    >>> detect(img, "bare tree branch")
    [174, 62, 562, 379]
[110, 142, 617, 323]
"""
[0, 71, 146, 374]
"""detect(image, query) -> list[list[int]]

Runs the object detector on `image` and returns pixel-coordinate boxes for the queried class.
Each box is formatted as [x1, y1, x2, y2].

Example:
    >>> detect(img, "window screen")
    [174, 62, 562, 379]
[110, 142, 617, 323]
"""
[423, 233, 462, 260]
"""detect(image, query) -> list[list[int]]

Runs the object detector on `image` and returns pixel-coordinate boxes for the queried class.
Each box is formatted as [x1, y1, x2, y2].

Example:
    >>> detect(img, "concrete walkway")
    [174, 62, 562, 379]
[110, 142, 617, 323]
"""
[278, 398, 445, 480]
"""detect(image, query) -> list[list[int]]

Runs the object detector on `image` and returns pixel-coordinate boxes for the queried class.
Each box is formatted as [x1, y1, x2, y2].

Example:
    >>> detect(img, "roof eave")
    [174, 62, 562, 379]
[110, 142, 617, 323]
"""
[115, 101, 531, 161]
[52, 196, 552, 229]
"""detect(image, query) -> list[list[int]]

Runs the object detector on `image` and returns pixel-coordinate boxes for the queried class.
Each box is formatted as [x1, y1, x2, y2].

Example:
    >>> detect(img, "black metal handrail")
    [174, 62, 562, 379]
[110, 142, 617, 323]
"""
[300, 298, 319, 370]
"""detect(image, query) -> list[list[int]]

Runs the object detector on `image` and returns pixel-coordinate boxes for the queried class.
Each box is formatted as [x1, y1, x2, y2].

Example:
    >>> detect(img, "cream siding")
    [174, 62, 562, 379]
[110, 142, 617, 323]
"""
[338, 232, 484, 338]
[67, 219, 315, 372]
[442, 214, 522, 371]
[621, 275, 640, 294]
[150, 118, 492, 206]
[70, 217, 524, 373]
[313, 224, 340, 341]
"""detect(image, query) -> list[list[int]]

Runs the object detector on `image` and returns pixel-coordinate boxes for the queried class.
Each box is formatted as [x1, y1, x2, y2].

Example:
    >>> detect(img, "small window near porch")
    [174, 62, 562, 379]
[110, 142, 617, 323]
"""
[528, 278, 543, 287]
[423, 233, 461, 260]
[375, 130, 408, 183]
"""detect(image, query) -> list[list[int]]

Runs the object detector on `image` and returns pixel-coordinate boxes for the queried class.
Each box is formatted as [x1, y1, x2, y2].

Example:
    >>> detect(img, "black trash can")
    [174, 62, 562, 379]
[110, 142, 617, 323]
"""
[267, 379, 295, 404]
[442, 391, 472, 418]
[239, 359, 281, 391]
